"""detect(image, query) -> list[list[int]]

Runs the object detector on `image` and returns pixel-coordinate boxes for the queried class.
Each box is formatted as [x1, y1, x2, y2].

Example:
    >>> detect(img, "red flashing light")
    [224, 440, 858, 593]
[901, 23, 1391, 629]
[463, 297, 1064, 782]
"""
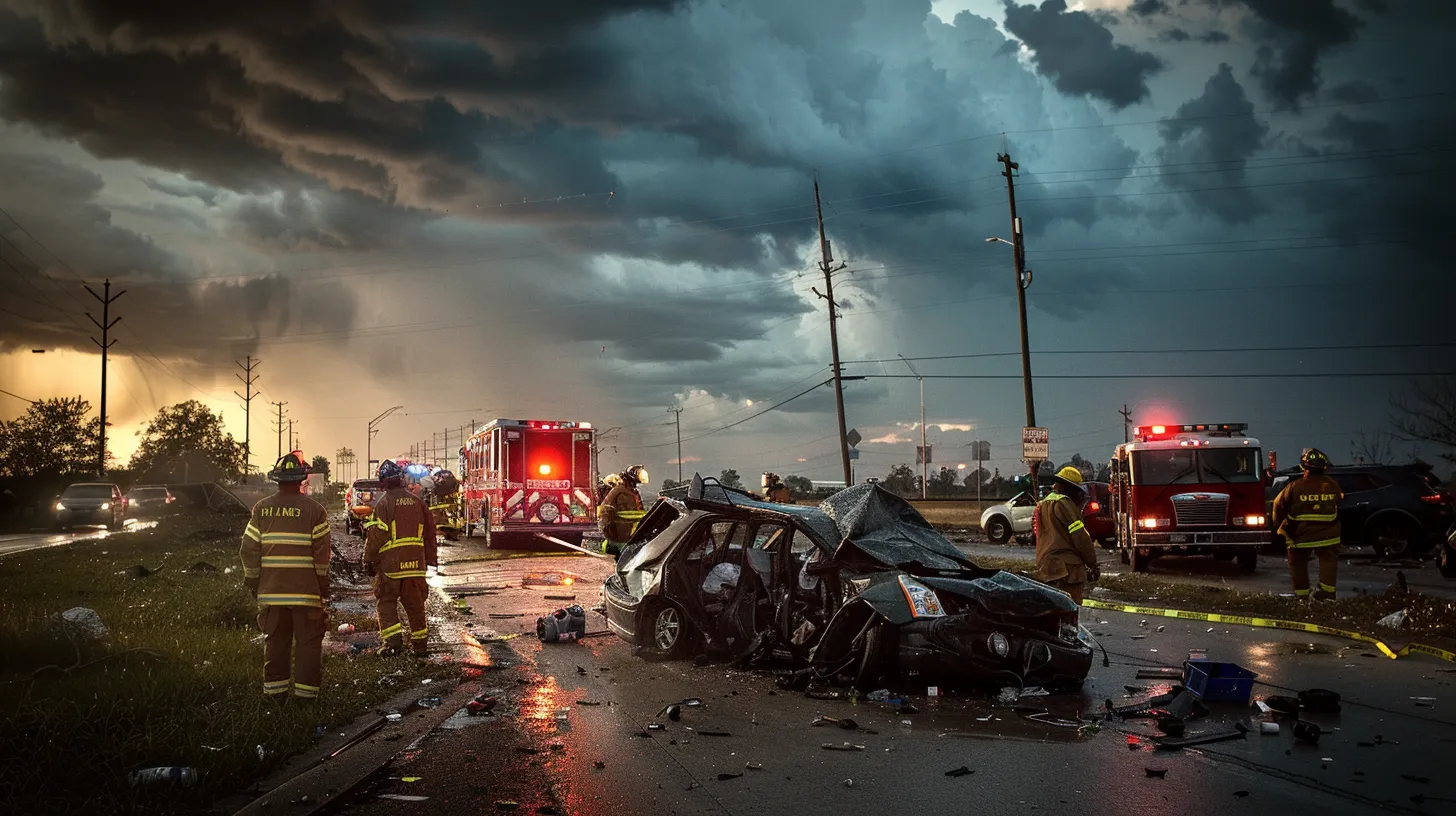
[1150, 425, 1167, 435]
[1086, 501, 1101, 513]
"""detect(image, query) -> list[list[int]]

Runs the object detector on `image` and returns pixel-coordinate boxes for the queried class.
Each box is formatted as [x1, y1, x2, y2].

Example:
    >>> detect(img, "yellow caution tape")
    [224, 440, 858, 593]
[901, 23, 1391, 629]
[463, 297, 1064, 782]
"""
[1080, 598, 1456, 663]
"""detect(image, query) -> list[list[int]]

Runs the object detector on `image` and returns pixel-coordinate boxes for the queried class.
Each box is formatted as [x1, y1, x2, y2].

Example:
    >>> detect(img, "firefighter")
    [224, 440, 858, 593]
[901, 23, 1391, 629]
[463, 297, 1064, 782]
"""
[1033, 466, 1100, 604]
[763, 473, 792, 504]
[239, 453, 333, 700]
[364, 459, 438, 657]
[1271, 448, 1343, 600]
[596, 472, 622, 505]
[599, 465, 648, 556]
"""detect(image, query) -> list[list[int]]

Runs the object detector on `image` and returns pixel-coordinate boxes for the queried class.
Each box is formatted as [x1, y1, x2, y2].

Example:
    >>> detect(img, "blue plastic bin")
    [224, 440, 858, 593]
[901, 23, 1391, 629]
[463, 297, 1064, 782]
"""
[1182, 660, 1258, 702]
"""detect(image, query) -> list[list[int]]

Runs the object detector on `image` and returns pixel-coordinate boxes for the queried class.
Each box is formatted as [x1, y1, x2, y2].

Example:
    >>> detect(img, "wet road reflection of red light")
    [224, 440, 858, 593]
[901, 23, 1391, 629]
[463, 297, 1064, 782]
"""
[521, 675, 561, 722]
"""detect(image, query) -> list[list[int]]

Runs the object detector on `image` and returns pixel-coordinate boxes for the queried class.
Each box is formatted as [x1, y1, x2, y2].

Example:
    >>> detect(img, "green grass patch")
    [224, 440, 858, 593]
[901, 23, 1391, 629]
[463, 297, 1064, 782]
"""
[0, 514, 452, 815]
[967, 553, 1456, 645]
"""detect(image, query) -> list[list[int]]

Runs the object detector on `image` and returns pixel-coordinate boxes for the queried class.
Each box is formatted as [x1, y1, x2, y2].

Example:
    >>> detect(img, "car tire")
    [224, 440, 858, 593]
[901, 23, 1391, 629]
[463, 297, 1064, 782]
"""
[650, 602, 690, 658]
[985, 516, 1012, 544]
[1369, 516, 1424, 559]
[854, 622, 894, 691]
[1236, 548, 1258, 572]
[1130, 547, 1150, 573]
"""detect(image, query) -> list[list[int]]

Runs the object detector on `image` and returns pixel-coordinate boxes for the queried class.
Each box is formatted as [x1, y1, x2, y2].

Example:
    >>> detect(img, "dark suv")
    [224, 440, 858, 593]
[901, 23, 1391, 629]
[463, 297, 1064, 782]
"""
[1265, 463, 1453, 558]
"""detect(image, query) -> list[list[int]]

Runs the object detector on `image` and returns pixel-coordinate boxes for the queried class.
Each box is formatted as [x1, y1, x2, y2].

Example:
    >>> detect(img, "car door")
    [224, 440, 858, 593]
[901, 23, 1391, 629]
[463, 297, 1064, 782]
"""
[1333, 473, 1385, 545]
[1008, 492, 1037, 532]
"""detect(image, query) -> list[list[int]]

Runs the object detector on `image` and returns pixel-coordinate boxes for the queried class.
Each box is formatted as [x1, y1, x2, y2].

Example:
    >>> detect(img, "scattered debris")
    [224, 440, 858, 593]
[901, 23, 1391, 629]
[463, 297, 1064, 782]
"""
[593, 761, 606, 769]
[1135, 668, 1182, 680]
[1145, 768, 1168, 779]
[1377, 610, 1408, 629]
[717, 773, 743, 781]
[128, 767, 199, 787]
[543, 595, 577, 601]
[843, 779, 854, 788]
[665, 705, 683, 721]
[822, 743, 866, 752]
[416, 697, 442, 709]
[53, 607, 109, 642]
[1300, 689, 1342, 713]
[745, 762, 763, 770]
[378, 794, 429, 802]
[495, 801, 519, 811]
[186, 561, 219, 573]
[489, 614, 526, 619]
[1155, 723, 1249, 749]
[1019, 687, 1049, 697]
[946, 766, 974, 778]
[699, 731, 732, 737]
[1260, 722, 1280, 735]
[1293, 721, 1322, 744]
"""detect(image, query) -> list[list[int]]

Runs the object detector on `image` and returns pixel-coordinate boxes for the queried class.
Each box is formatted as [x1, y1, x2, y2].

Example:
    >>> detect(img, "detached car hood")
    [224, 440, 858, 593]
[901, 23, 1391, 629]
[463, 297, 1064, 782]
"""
[818, 484, 977, 572]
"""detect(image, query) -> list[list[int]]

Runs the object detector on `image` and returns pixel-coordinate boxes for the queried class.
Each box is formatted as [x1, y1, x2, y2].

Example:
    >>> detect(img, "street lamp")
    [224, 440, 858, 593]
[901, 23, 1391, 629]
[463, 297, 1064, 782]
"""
[898, 354, 927, 500]
[367, 405, 404, 478]
[986, 227, 1038, 494]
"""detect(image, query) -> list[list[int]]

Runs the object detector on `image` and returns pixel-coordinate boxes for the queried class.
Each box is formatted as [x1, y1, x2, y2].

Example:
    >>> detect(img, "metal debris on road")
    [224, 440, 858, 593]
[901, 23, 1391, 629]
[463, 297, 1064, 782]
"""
[822, 743, 866, 751]
[1145, 768, 1168, 779]
[1155, 723, 1249, 749]
[717, 772, 743, 781]
[698, 731, 732, 737]
[945, 766, 974, 778]
[378, 794, 428, 802]
[745, 762, 763, 770]
[594, 761, 607, 769]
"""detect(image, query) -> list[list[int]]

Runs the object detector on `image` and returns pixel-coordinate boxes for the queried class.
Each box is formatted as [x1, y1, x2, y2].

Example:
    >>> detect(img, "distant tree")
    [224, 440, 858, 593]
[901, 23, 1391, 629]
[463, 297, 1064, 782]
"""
[1093, 461, 1112, 482]
[1393, 378, 1456, 464]
[0, 397, 102, 477]
[1065, 453, 1095, 479]
[129, 400, 247, 483]
[1350, 432, 1398, 465]
[783, 475, 814, 496]
[930, 466, 959, 496]
[310, 454, 331, 474]
[659, 478, 685, 492]
[883, 464, 915, 496]
[719, 469, 743, 489]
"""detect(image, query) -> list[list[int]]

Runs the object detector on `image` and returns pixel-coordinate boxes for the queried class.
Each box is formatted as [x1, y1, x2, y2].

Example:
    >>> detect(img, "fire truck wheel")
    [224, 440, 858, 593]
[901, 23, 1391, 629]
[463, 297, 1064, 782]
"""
[1236, 548, 1258, 572]
[1130, 547, 1150, 573]
[1098, 537, 1118, 551]
[1213, 549, 1235, 562]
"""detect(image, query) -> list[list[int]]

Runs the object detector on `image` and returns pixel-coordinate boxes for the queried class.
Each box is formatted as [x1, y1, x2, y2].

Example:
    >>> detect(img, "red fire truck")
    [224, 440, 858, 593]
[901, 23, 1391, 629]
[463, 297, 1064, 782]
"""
[458, 419, 598, 548]
[1109, 423, 1268, 573]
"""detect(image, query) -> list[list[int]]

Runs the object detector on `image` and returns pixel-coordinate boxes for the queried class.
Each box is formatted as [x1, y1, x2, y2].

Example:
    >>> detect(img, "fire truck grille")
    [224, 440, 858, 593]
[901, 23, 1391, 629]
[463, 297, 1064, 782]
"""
[1172, 497, 1228, 527]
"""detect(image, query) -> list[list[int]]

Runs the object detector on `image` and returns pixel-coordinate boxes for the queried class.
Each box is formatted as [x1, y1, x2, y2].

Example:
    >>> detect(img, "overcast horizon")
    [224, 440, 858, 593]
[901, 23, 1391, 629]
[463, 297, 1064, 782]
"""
[2, 0, 1452, 485]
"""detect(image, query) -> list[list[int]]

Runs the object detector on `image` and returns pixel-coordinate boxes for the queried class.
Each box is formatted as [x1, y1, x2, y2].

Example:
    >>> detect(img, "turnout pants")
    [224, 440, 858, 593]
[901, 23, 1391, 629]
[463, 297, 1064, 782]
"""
[376, 575, 430, 653]
[1041, 560, 1087, 605]
[1288, 543, 1339, 598]
[258, 606, 326, 698]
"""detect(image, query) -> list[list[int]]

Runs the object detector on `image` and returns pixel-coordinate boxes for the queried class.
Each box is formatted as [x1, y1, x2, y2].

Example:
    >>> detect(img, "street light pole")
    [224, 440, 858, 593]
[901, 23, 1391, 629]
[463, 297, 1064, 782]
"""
[898, 354, 927, 500]
[367, 405, 404, 478]
[668, 406, 684, 485]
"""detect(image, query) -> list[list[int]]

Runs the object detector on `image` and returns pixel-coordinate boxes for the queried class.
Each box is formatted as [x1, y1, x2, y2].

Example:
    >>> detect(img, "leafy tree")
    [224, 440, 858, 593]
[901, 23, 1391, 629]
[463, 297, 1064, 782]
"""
[718, 469, 743, 489]
[129, 400, 246, 483]
[883, 463, 915, 496]
[930, 466, 959, 496]
[783, 475, 814, 495]
[659, 478, 685, 492]
[310, 454, 331, 475]
[0, 397, 102, 477]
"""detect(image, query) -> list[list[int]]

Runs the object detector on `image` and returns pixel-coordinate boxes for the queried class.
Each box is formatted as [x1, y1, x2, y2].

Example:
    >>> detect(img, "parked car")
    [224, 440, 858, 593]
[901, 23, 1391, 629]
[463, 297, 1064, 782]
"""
[1441, 521, 1456, 581]
[54, 482, 127, 531]
[601, 477, 1094, 692]
[125, 485, 177, 516]
[1265, 463, 1454, 558]
[980, 481, 1116, 548]
[345, 478, 383, 536]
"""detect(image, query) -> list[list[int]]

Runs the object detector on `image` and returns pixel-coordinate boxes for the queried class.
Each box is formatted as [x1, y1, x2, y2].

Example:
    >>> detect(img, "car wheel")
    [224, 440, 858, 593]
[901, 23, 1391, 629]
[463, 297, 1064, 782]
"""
[985, 516, 1012, 544]
[853, 621, 895, 691]
[1130, 547, 1150, 573]
[1369, 517, 1424, 559]
[1236, 548, 1258, 572]
[651, 602, 690, 658]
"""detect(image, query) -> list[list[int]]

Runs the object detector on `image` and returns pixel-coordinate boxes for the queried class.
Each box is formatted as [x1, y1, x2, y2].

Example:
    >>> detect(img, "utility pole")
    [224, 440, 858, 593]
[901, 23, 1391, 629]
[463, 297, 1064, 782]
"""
[367, 405, 403, 478]
[288, 418, 295, 453]
[812, 176, 853, 488]
[270, 401, 288, 460]
[1120, 404, 1133, 444]
[234, 355, 260, 477]
[668, 406, 684, 484]
[898, 355, 927, 499]
[84, 278, 125, 476]
[998, 151, 1039, 495]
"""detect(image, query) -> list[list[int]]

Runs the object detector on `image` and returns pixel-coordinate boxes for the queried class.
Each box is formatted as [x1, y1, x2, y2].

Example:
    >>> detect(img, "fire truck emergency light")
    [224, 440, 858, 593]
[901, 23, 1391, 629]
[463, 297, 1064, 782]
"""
[538, 464, 552, 476]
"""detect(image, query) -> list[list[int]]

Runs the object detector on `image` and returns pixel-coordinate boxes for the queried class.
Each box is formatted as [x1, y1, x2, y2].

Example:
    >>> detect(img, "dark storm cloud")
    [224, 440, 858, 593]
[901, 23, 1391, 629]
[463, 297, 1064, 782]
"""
[1219, 0, 1365, 109]
[142, 177, 220, 207]
[1002, 0, 1165, 109]
[1155, 64, 1268, 223]
[0, 151, 357, 362]
[1128, 0, 1169, 15]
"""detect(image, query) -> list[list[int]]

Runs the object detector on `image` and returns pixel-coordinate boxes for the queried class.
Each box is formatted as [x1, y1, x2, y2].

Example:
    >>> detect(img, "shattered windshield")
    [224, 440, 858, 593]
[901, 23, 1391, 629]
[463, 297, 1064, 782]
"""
[818, 484, 974, 571]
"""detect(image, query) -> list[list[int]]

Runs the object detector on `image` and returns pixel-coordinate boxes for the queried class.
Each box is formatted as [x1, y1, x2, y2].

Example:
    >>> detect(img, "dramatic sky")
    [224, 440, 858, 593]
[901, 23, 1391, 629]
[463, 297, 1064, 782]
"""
[1, 0, 1451, 485]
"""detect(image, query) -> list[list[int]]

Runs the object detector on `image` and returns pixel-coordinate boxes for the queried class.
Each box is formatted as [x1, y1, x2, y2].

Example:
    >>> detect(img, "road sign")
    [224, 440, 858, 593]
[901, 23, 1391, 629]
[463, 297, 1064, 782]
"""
[916, 445, 932, 465]
[1021, 427, 1049, 461]
[846, 428, 862, 448]
[848, 448, 860, 461]
[970, 440, 990, 460]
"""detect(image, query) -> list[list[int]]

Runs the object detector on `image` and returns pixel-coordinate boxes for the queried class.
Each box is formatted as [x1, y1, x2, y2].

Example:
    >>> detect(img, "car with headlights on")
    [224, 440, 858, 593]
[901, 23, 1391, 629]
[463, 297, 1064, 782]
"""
[54, 482, 127, 531]
[600, 476, 1093, 692]
[980, 481, 1115, 548]
[125, 485, 177, 516]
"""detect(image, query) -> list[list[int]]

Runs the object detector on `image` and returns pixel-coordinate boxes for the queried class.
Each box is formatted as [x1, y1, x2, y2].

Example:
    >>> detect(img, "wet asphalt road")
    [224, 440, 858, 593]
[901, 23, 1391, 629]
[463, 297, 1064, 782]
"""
[949, 536, 1456, 602]
[0, 518, 153, 558]
[326, 544, 1456, 816]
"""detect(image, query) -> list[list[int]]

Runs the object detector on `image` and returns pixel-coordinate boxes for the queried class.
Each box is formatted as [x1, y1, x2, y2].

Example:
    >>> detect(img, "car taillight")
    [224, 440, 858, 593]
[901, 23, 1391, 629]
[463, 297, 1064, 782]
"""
[1086, 501, 1101, 513]
[1420, 492, 1454, 506]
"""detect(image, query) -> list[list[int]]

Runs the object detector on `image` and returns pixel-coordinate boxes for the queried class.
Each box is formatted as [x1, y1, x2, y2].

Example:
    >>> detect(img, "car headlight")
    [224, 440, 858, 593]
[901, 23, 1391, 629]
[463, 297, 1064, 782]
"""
[987, 632, 1010, 657]
[55, 502, 65, 512]
[897, 575, 945, 619]
[99, 502, 110, 510]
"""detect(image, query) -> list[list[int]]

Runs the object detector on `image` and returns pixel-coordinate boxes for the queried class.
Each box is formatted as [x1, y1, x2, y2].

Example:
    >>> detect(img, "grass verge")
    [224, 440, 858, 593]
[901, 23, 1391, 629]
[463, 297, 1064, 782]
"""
[971, 554, 1456, 646]
[0, 514, 453, 816]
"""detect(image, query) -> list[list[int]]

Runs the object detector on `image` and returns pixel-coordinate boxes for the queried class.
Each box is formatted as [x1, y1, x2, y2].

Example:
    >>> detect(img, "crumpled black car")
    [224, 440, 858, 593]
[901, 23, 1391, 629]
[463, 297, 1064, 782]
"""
[599, 476, 1093, 691]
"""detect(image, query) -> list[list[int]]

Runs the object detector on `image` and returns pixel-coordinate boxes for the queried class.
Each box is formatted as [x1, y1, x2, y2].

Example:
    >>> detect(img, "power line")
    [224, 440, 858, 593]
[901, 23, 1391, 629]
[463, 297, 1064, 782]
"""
[844, 342, 1456, 366]
[625, 380, 833, 450]
[0, 387, 38, 405]
[859, 372, 1456, 381]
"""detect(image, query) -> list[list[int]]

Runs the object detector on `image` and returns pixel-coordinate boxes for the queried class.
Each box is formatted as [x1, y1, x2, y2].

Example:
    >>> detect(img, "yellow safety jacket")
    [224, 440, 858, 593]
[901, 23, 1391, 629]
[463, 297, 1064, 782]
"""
[1033, 491, 1097, 584]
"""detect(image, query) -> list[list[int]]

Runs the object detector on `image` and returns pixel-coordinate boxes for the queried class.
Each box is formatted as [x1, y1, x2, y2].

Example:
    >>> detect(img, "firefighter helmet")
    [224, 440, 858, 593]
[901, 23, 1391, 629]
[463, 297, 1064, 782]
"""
[378, 459, 406, 482]
[1054, 465, 1084, 485]
[602, 472, 622, 489]
[268, 452, 310, 484]
[1301, 448, 1330, 472]
[622, 465, 649, 486]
